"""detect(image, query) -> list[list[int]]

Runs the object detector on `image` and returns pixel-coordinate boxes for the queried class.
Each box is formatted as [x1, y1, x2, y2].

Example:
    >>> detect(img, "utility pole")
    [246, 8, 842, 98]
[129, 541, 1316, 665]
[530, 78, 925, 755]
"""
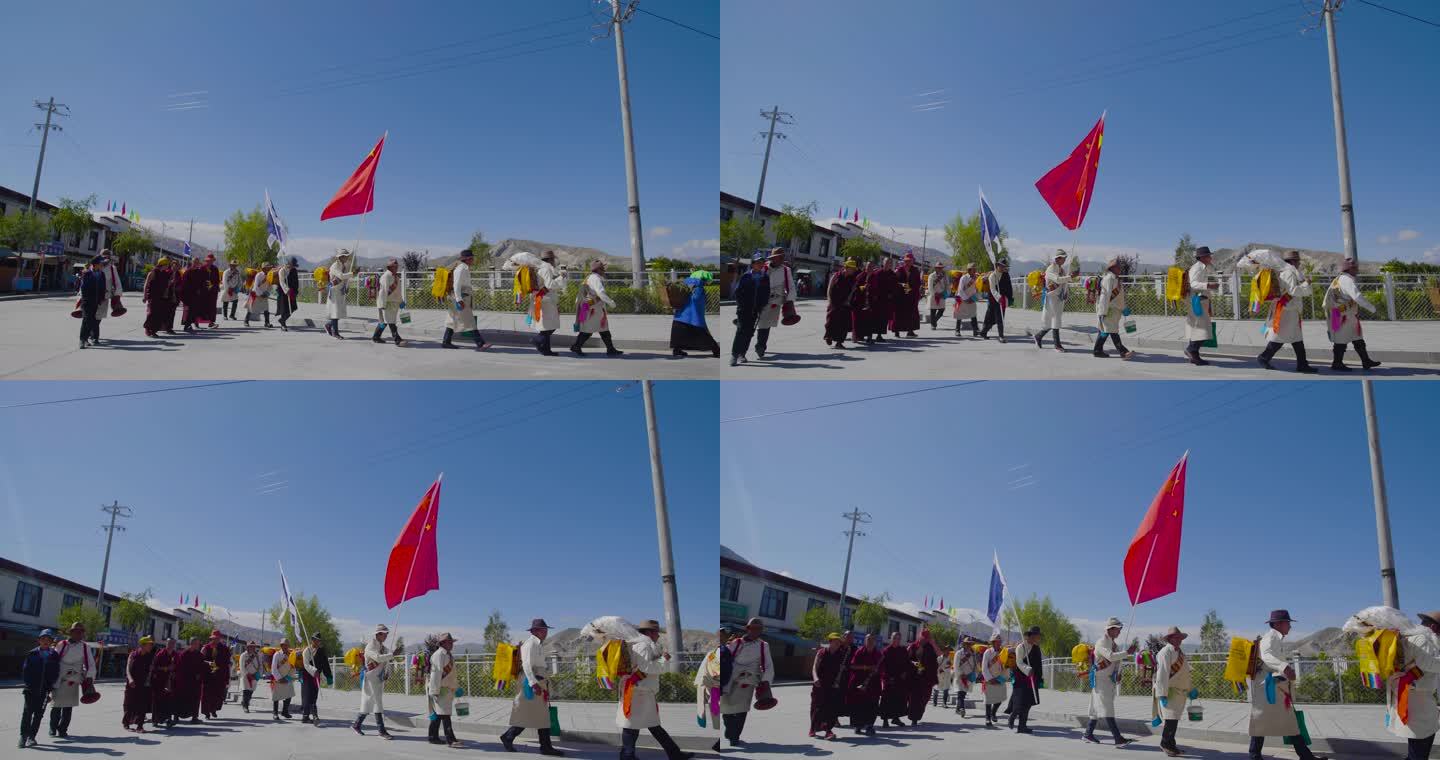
[608, 0, 647, 287]
[838, 509, 872, 629]
[97, 501, 133, 613]
[1361, 381, 1399, 608]
[188, 219, 194, 245]
[1322, 0, 1360, 262]
[641, 380, 683, 669]
[921, 225, 928, 265]
[29, 97, 69, 214]
[753, 106, 792, 221]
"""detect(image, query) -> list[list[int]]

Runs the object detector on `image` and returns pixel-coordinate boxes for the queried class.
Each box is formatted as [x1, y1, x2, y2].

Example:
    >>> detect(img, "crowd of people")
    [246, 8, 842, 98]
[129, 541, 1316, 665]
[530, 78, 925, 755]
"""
[729, 245, 1386, 372]
[69, 247, 720, 360]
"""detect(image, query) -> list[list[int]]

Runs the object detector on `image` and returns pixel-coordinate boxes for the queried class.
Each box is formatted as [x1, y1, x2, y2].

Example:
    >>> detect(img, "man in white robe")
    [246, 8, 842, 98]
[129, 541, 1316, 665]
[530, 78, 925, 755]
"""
[531, 251, 564, 356]
[1257, 250, 1318, 373]
[238, 642, 262, 713]
[245, 264, 272, 328]
[1093, 258, 1135, 359]
[1034, 250, 1073, 351]
[617, 620, 690, 760]
[951, 637, 979, 717]
[325, 250, 354, 338]
[1184, 246, 1219, 365]
[501, 618, 565, 756]
[720, 617, 774, 748]
[352, 624, 394, 739]
[269, 639, 295, 720]
[1324, 257, 1381, 371]
[954, 265, 979, 337]
[980, 633, 1008, 728]
[372, 258, 405, 346]
[47, 623, 94, 738]
[221, 260, 244, 320]
[570, 259, 622, 356]
[442, 248, 491, 350]
[1084, 618, 1136, 746]
[925, 262, 948, 330]
[1248, 610, 1326, 760]
[427, 633, 461, 747]
[1393, 611, 1440, 760]
[1154, 626, 1194, 757]
[754, 248, 796, 359]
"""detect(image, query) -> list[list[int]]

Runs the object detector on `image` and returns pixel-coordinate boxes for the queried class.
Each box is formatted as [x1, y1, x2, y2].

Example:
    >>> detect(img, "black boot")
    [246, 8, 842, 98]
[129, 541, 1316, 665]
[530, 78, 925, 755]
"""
[264, 314, 272, 328]
[570, 332, 590, 355]
[600, 331, 623, 356]
[1293, 342, 1319, 373]
[1331, 344, 1351, 371]
[1355, 339, 1381, 369]
[500, 726, 519, 752]
[1257, 341, 1282, 369]
[538, 728, 565, 756]
[1093, 333, 1109, 358]
[441, 328, 457, 348]
[372, 325, 385, 343]
[536, 330, 557, 356]
[376, 713, 392, 740]
[352, 714, 365, 735]
[1034, 330, 1046, 349]
[389, 325, 403, 346]
[429, 715, 444, 744]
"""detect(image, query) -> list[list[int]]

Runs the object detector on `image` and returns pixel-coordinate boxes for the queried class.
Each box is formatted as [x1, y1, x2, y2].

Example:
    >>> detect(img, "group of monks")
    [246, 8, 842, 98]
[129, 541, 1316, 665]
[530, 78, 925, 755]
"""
[808, 628, 955, 740]
[820, 252, 935, 349]
[121, 630, 234, 732]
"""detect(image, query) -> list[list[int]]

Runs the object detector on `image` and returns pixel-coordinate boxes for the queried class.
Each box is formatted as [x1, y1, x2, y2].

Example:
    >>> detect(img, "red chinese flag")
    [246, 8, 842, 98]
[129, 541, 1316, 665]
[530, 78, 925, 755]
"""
[383, 475, 441, 609]
[1123, 452, 1187, 605]
[320, 132, 386, 221]
[1034, 112, 1106, 231]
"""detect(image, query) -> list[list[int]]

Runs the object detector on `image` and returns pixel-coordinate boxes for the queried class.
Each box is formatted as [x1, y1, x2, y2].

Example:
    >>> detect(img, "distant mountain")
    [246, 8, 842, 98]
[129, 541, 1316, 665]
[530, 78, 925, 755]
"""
[1289, 626, 1353, 657]
[367, 627, 718, 658]
[294, 238, 630, 273]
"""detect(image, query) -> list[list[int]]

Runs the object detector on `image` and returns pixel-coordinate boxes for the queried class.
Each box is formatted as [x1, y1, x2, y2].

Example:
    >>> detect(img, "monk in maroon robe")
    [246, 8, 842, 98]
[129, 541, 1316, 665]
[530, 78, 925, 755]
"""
[871, 260, 899, 343]
[906, 628, 942, 724]
[846, 635, 882, 735]
[890, 253, 924, 337]
[877, 632, 911, 727]
[200, 631, 231, 719]
[149, 640, 178, 728]
[172, 639, 206, 723]
[851, 262, 877, 344]
[808, 637, 846, 738]
[142, 262, 178, 337]
[824, 262, 859, 348]
[177, 266, 204, 331]
[192, 255, 221, 327]
[123, 638, 157, 732]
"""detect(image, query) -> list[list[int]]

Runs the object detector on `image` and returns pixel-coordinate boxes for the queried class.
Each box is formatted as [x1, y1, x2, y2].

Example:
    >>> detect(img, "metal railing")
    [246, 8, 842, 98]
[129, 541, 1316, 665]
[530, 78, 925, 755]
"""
[1039, 653, 1383, 705]
[293, 270, 720, 316]
[323, 652, 707, 703]
[1001, 273, 1440, 321]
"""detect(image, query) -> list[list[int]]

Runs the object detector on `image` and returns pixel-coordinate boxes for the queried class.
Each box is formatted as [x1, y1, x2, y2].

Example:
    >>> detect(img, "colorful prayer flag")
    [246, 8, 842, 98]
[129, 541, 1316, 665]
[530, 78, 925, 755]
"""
[1035, 111, 1106, 231]
[320, 132, 386, 221]
[1123, 451, 1188, 605]
[121, 202, 126, 216]
[384, 474, 442, 609]
[853, 209, 859, 223]
[987, 551, 1006, 626]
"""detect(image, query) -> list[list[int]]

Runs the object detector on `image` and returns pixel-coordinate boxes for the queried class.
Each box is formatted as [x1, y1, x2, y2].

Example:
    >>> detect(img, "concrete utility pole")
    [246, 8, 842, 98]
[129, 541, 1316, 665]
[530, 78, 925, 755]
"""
[753, 106, 792, 221]
[1361, 381, 1399, 608]
[29, 97, 68, 214]
[921, 226, 928, 265]
[641, 381, 683, 669]
[609, 0, 647, 287]
[838, 509, 872, 628]
[1322, 0, 1360, 262]
[97, 501, 133, 612]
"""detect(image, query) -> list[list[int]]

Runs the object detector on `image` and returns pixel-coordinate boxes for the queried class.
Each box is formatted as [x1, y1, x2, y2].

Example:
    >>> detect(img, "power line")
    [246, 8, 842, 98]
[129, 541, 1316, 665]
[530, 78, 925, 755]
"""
[0, 381, 252, 410]
[720, 381, 986, 423]
[1354, 0, 1440, 28]
[634, 6, 719, 40]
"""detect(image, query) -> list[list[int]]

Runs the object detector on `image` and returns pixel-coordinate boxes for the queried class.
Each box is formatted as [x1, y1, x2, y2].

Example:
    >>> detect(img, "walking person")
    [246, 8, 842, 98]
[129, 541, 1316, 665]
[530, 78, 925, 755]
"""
[753, 248, 797, 358]
[123, 636, 157, 733]
[871, 257, 897, 343]
[1257, 250, 1318, 373]
[142, 258, 179, 338]
[980, 634, 1007, 728]
[238, 642, 262, 713]
[499, 618, 565, 756]
[1093, 257, 1136, 359]
[846, 634, 882, 736]
[1034, 250, 1072, 351]
[188, 253, 221, 330]
[730, 256, 768, 364]
[221, 260, 244, 320]
[693, 628, 732, 752]
[823, 259, 859, 350]
[720, 618, 774, 748]
[670, 270, 721, 358]
[76, 257, 107, 349]
[978, 260, 1012, 342]
[851, 261, 879, 345]
[1007, 627, 1044, 734]
[1155, 626, 1194, 757]
[906, 627, 943, 726]
[245, 264, 273, 328]
[48, 622, 95, 739]
[1324, 257, 1381, 371]
[617, 620, 693, 760]
[952, 637, 979, 717]
[1248, 610, 1327, 760]
[1393, 610, 1440, 760]
[877, 632, 910, 728]
[352, 625, 394, 739]
[809, 634, 846, 740]
[442, 248, 492, 351]
[91, 250, 124, 345]
[571, 259, 622, 357]
[325, 250, 355, 337]
[890, 252, 923, 338]
[17, 629, 59, 749]
[531, 250, 564, 356]
[1083, 618, 1136, 746]
[372, 259, 405, 345]
[954, 264, 980, 337]
[274, 257, 297, 331]
[925, 261, 949, 330]
[1184, 246, 1219, 365]
[426, 633, 462, 747]
[300, 632, 332, 725]
[199, 630, 230, 720]
[269, 640, 295, 721]
[149, 639, 178, 729]
[173, 638, 208, 724]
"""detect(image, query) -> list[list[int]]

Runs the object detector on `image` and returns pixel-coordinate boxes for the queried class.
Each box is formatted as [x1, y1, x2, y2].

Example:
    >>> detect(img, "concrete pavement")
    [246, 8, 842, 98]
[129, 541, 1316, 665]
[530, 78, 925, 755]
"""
[0, 296, 721, 380]
[718, 300, 1440, 379]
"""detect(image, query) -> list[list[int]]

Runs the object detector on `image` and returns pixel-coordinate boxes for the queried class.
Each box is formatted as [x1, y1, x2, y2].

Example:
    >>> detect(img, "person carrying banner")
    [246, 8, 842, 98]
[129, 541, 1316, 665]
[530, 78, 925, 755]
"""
[1248, 610, 1326, 760]
[1008, 627, 1044, 734]
[1084, 618, 1136, 746]
[300, 632, 332, 725]
[979, 260, 1012, 342]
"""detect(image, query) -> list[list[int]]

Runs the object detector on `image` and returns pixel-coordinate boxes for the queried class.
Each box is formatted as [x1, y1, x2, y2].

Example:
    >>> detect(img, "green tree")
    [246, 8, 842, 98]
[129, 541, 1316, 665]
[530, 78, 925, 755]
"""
[224, 207, 276, 266]
[720, 216, 767, 262]
[401, 251, 427, 272]
[50, 195, 97, 248]
[839, 236, 885, 264]
[265, 594, 343, 656]
[853, 593, 891, 635]
[772, 202, 818, 251]
[1174, 233, 1197, 268]
[1000, 594, 1081, 657]
[113, 589, 153, 633]
[483, 610, 511, 651]
[944, 209, 1007, 271]
[1379, 258, 1440, 274]
[180, 618, 216, 642]
[110, 227, 155, 259]
[1199, 609, 1228, 652]
[468, 231, 492, 259]
[1144, 634, 1165, 654]
[0, 211, 51, 250]
[57, 603, 108, 640]
[646, 256, 716, 273]
[393, 636, 406, 657]
[797, 605, 843, 642]
[928, 622, 959, 651]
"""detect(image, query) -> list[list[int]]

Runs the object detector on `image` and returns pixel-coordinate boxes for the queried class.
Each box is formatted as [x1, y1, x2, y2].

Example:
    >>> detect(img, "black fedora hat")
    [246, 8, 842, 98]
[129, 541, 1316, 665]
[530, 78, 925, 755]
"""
[1194, 246, 1213, 258]
[1267, 609, 1296, 624]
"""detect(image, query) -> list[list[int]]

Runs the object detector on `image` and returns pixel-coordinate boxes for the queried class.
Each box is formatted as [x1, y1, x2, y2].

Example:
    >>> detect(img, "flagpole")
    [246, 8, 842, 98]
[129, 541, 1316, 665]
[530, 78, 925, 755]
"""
[279, 560, 310, 644]
[390, 472, 442, 642]
[351, 131, 385, 265]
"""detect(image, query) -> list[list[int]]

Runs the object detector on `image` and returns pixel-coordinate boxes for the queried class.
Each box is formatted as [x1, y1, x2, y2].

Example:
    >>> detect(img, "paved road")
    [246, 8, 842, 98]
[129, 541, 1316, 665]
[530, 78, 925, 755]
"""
[718, 300, 1440, 380]
[0, 297, 719, 380]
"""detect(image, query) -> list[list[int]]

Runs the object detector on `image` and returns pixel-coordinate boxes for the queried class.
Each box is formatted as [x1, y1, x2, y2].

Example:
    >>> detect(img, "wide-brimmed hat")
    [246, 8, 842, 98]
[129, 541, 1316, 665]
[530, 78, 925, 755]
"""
[1194, 246, 1213, 258]
[768, 248, 785, 258]
[1025, 626, 1043, 637]
[1053, 250, 1068, 259]
[637, 620, 661, 632]
[1165, 626, 1189, 640]
[374, 624, 390, 636]
[438, 632, 455, 643]
[528, 618, 552, 631]
[1284, 250, 1302, 262]
[68, 622, 85, 632]
[39, 629, 55, 639]
[309, 632, 322, 642]
[1105, 617, 1124, 630]
[210, 629, 222, 638]
[1417, 611, 1440, 627]
[1267, 609, 1296, 624]
[229, 260, 239, 266]
[1106, 256, 1121, 268]
[989, 632, 1002, 641]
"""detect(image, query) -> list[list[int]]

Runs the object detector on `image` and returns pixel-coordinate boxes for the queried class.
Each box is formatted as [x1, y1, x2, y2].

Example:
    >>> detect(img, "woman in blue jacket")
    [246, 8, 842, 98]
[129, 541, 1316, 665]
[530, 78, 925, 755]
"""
[670, 270, 721, 358]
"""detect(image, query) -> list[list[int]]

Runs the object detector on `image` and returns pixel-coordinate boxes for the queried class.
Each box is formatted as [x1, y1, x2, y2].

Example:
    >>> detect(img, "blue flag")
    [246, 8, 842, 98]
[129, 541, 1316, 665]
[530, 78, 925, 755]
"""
[264, 189, 288, 253]
[986, 550, 1007, 626]
[979, 187, 1002, 264]
[183, 241, 192, 257]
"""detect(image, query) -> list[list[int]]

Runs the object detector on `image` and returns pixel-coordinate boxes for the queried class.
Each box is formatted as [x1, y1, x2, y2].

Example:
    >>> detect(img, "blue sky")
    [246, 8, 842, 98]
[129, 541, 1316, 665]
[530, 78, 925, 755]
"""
[721, 0, 1440, 266]
[0, 380, 718, 644]
[720, 381, 1439, 640]
[1, 0, 718, 264]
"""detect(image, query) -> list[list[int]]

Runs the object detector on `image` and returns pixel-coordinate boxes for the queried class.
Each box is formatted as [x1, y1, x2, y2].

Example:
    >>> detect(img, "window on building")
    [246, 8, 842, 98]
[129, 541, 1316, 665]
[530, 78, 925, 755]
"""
[720, 207, 733, 222]
[908, 625, 918, 642]
[758, 587, 789, 620]
[819, 237, 831, 259]
[13, 581, 42, 616]
[162, 622, 173, 640]
[0, 201, 7, 216]
[806, 598, 827, 613]
[62, 593, 83, 610]
[88, 231, 99, 251]
[888, 620, 900, 636]
[797, 235, 811, 255]
[720, 575, 740, 602]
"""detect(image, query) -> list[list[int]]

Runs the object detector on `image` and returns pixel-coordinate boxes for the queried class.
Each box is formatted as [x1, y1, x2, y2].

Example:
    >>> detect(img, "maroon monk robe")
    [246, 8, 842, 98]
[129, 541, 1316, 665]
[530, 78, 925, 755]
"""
[171, 647, 206, 720]
[824, 271, 858, 344]
[200, 641, 231, 716]
[877, 643, 911, 722]
[906, 640, 940, 722]
[808, 646, 845, 735]
[177, 267, 204, 327]
[851, 269, 876, 342]
[149, 647, 176, 725]
[872, 267, 899, 337]
[890, 263, 924, 333]
[142, 268, 178, 334]
[846, 645, 883, 729]
[123, 648, 156, 729]
[193, 264, 221, 325]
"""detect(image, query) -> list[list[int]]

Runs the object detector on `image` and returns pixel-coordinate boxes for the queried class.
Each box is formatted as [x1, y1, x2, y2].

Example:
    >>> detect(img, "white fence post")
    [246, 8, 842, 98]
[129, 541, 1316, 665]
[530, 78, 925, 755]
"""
[405, 655, 412, 695]
[1229, 271, 1242, 318]
[1383, 272, 1397, 320]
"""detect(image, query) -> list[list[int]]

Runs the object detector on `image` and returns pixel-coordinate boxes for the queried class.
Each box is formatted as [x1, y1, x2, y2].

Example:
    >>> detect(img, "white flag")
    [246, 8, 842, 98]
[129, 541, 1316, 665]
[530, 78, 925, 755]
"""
[264, 189, 289, 253]
[278, 560, 306, 641]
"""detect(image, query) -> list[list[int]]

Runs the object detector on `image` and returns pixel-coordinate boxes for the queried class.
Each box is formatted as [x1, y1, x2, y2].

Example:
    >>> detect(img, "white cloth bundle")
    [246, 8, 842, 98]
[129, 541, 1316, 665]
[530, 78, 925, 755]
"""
[1236, 249, 1286, 272]
[1343, 605, 1416, 635]
[580, 615, 648, 646]
[503, 251, 543, 271]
